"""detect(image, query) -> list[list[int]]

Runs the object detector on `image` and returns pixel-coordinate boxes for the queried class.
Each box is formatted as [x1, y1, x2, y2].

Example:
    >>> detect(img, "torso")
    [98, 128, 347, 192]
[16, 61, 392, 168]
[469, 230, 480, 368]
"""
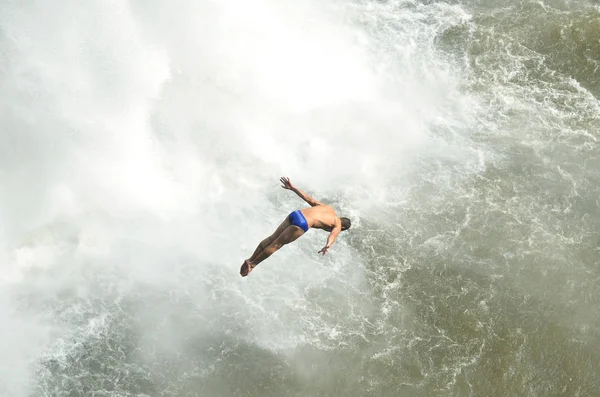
[300, 205, 339, 231]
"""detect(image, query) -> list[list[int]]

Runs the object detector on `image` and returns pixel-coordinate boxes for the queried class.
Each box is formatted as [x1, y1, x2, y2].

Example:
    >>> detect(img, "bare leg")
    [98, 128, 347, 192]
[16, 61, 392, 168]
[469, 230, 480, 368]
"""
[240, 217, 291, 277]
[240, 226, 305, 277]
[247, 218, 291, 263]
[247, 240, 269, 264]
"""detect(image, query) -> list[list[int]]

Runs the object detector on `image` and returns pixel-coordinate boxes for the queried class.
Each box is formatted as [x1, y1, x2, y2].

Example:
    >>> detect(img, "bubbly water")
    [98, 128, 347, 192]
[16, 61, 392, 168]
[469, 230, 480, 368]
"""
[1, 0, 599, 396]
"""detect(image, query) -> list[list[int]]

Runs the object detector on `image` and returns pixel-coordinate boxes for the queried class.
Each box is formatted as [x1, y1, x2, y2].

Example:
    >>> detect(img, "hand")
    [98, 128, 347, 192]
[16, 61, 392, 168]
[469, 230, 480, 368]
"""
[318, 246, 329, 255]
[280, 176, 294, 190]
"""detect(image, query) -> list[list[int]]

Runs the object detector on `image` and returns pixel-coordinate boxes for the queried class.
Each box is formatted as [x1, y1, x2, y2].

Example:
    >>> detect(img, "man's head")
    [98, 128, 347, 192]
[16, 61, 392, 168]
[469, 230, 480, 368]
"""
[340, 217, 351, 231]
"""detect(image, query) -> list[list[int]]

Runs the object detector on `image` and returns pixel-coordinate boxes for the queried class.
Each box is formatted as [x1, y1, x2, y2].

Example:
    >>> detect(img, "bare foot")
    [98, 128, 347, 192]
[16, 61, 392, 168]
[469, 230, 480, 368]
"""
[240, 260, 255, 277]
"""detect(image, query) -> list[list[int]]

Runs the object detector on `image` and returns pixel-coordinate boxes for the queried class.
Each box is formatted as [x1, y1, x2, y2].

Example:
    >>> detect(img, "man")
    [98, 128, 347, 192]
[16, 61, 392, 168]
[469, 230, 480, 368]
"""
[240, 177, 351, 277]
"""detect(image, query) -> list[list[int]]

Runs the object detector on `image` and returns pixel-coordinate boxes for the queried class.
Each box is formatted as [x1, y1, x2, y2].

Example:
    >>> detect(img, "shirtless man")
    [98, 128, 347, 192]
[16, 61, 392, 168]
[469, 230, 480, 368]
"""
[240, 177, 351, 277]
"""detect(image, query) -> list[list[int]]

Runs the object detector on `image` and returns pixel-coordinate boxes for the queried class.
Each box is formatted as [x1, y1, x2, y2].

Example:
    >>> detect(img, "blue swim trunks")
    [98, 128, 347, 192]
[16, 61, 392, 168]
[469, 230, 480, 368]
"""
[289, 210, 309, 232]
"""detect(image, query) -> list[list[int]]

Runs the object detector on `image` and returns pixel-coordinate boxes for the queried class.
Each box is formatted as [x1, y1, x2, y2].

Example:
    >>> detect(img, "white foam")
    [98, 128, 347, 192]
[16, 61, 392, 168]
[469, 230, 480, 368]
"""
[0, 0, 480, 393]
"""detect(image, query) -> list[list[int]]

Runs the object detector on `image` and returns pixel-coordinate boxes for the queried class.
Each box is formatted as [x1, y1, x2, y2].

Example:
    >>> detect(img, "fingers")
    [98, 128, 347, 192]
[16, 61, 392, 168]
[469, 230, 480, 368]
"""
[280, 176, 291, 188]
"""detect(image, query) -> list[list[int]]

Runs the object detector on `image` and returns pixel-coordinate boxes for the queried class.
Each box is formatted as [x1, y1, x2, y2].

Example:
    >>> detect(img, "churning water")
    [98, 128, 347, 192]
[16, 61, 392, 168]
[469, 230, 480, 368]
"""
[1, 0, 599, 396]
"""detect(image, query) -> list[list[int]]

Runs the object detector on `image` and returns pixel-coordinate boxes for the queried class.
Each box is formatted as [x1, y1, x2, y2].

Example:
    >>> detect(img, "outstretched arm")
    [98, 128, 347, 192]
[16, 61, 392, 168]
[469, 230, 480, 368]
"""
[318, 219, 342, 255]
[280, 177, 322, 207]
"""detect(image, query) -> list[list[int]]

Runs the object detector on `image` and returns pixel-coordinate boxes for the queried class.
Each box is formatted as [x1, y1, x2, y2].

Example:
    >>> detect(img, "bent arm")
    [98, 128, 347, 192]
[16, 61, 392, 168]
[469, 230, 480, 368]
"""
[319, 219, 342, 255]
[325, 227, 341, 249]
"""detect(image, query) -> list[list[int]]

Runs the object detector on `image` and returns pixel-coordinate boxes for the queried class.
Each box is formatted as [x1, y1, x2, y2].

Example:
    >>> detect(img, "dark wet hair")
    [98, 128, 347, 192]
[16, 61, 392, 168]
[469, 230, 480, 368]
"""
[340, 217, 351, 231]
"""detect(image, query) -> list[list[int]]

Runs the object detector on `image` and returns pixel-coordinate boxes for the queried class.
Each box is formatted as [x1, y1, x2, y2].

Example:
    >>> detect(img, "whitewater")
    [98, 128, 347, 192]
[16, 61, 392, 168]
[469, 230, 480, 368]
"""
[1, 0, 599, 396]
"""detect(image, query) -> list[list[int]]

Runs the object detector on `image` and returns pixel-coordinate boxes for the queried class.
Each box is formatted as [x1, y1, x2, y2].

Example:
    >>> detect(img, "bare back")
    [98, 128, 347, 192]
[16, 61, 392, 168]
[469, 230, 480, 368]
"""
[241, 177, 350, 277]
[299, 205, 339, 231]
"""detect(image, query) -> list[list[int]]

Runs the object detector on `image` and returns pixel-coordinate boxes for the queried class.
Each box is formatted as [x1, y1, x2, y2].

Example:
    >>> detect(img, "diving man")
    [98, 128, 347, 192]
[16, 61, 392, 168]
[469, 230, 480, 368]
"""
[240, 177, 351, 277]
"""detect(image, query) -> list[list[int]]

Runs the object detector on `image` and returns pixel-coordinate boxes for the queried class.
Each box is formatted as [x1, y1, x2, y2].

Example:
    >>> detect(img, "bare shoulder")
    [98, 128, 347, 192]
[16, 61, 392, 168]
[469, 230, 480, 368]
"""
[314, 203, 335, 212]
[304, 204, 335, 216]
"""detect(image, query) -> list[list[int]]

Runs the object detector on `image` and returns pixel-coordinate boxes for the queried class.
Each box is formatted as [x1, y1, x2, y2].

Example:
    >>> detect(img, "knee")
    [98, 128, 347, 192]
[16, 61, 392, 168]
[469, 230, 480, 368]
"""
[267, 243, 282, 253]
[258, 239, 270, 250]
